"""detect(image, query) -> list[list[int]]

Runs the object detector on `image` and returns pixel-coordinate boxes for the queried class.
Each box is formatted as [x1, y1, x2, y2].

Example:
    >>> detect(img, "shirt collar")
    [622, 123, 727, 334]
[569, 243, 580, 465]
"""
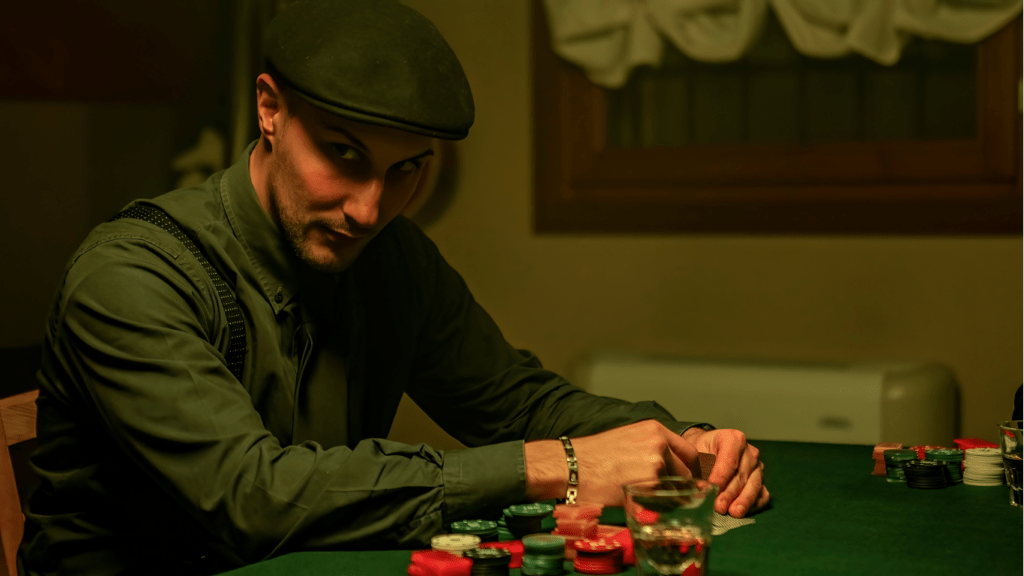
[220, 140, 302, 314]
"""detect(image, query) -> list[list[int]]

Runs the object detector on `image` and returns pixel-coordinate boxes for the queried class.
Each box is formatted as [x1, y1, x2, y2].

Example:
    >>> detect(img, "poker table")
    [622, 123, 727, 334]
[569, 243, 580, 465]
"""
[218, 440, 1023, 575]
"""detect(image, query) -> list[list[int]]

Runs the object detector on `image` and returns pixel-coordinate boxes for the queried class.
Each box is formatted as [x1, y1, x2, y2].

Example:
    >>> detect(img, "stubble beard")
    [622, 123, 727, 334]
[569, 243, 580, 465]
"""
[266, 165, 354, 275]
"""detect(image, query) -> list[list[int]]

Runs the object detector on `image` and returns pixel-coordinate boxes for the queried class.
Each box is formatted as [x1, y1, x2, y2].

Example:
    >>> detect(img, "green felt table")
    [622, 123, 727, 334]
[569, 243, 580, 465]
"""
[219, 440, 1022, 575]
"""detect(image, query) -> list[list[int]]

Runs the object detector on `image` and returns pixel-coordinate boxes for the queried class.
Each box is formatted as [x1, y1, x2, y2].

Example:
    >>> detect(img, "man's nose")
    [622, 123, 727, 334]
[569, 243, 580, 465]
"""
[344, 177, 384, 233]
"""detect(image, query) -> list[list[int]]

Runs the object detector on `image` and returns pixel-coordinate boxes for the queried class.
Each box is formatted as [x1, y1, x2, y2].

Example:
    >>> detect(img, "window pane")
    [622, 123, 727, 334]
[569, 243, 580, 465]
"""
[605, 10, 978, 148]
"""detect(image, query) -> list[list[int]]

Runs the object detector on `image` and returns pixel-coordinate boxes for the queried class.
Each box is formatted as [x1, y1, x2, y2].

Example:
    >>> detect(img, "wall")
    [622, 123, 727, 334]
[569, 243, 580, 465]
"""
[388, 0, 1022, 447]
[0, 1, 1018, 448]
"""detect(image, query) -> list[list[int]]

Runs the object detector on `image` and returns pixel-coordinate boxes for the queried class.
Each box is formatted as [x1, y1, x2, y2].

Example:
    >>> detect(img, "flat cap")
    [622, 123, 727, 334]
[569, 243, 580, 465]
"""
[264, 0, 474, 140]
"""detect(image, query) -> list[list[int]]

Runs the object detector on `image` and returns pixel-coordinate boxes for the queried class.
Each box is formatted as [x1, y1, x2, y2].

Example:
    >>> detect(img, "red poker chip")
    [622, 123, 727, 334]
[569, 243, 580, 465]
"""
[574, 538, 623, 554]
[553, 503, 604, 520]
[574, 553, 624, 575]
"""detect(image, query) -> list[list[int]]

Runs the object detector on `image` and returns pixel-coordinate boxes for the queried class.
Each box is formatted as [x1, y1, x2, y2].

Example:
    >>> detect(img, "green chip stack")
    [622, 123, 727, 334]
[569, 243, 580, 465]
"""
[503, 503, 555, 540]
[883, 449, 919, 483]
[924, 448, 964, 484]
[495, 516, 514, 541]
[451, 520, 499, 542]
[521, 534, 566, 576]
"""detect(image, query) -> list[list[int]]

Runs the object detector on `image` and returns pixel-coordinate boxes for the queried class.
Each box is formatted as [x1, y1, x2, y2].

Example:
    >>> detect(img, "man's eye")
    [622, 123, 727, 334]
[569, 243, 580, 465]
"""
[331, 144, 363, 161]
[396, 160, 420, 173]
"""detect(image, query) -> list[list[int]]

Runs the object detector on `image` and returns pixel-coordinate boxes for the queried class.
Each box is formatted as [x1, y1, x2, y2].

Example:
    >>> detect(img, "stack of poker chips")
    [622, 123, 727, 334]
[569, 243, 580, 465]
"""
[904, 460, 949, 489]
[572, 538, 624, 575]
[431, 534, 481, 556]
[465, 547, 512, 576]
[502, 503, 555, 540]
[479, 541, 524, 569]
[550, 503, 603, 559]
[872, 443, 903, 476]
[908, 445, 946, 459]
[924, 448, 964, 484]
[520, 534, 566, 576]
[409, 549, 473, 576]
[963, 447, 1005, 486]
[451, 520, 499, 543]
[883, 449, 919, 483]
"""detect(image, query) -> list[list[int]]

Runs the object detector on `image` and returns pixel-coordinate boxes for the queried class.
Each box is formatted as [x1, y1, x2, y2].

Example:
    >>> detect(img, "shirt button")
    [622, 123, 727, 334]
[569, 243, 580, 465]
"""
[274, 291, 283, 303]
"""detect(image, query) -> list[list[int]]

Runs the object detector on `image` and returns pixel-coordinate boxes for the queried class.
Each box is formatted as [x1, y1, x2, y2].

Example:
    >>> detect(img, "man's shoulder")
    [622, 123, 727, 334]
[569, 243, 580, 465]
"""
[79, 175, 227, 256]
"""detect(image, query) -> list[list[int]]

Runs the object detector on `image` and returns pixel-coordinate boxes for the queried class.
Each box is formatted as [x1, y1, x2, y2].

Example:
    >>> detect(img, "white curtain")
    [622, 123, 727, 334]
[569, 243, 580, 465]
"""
[543, 0, 1022, 88]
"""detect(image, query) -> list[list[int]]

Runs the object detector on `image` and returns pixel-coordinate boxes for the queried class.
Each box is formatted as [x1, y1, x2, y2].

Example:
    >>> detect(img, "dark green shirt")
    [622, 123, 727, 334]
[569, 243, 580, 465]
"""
[22, 142, 697, 575]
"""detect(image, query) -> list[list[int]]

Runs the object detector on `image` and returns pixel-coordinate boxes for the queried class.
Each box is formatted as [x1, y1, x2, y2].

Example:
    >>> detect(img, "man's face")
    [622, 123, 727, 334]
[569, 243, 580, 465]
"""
[263, 91, 434, 273]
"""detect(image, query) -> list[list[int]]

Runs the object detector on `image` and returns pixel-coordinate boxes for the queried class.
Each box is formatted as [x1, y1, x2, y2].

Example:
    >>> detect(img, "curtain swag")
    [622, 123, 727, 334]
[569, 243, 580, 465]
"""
[543, 0, 1022, 88]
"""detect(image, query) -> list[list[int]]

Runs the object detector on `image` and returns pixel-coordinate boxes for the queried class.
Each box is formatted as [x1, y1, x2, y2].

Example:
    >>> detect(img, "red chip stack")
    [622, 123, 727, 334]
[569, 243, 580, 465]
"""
[596, 525, 635, 566]
[408, 550, 472, 576]
[552, 503, 603, 559]
[573, 538, 624, 575]
[954, 437, 999, 450]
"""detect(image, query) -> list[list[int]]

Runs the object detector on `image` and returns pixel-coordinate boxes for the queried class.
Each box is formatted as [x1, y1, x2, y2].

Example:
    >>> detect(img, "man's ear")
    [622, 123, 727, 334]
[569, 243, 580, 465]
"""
[255, 73, 285, 144]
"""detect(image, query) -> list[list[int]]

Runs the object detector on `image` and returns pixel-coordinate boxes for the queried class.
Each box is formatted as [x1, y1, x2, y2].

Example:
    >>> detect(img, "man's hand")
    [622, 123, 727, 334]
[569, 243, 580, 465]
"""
[525, 420, 699, 506]
[683, 428, 769, 518]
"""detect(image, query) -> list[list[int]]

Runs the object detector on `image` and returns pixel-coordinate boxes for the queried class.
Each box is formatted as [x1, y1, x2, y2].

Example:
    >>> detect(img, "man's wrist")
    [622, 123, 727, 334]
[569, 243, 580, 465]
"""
[682, 424, 714, 442]
[523, 439, 568, 501]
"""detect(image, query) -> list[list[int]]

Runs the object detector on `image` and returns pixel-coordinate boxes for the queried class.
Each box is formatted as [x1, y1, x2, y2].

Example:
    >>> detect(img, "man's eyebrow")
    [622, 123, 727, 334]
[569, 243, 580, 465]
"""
[324, 125, 369, 153]
[324, 125, 434, 163]
[407, 149, 435, 162]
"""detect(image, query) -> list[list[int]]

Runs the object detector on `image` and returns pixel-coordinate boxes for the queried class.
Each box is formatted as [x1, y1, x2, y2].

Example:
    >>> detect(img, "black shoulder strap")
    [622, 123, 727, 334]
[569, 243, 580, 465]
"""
[109, 205, 247, 381]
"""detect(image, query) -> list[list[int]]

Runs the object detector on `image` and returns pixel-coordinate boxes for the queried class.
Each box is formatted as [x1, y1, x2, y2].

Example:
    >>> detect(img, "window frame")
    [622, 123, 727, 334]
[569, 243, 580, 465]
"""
[532, 2, 1022, 234]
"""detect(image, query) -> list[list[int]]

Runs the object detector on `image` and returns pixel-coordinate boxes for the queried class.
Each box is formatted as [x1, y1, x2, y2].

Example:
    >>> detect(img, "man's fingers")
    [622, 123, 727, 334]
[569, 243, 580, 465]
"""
[704, 433, 746, 489]
[726, 462, 764, 518]
[664, 446, 694, 479]
[665, 429, 699, 468]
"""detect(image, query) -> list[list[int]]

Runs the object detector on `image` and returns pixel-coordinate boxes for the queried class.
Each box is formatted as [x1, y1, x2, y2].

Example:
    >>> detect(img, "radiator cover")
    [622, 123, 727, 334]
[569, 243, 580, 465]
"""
[576, 352, 958, 446]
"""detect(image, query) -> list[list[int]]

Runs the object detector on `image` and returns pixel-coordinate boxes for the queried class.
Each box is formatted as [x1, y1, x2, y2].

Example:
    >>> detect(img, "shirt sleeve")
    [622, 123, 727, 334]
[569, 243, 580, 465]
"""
[392, 219, 705, 519]
[38, 235, 457, 565]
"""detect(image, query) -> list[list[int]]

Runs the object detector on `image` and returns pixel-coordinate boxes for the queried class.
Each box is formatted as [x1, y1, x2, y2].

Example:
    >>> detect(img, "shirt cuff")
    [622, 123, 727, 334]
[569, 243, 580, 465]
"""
[441, 440, 527, 523]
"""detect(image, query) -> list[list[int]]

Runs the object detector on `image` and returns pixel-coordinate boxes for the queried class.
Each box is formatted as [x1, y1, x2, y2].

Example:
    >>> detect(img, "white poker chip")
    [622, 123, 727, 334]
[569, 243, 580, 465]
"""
[431, 534, 481, 555]
[963, 448, 1005, 486]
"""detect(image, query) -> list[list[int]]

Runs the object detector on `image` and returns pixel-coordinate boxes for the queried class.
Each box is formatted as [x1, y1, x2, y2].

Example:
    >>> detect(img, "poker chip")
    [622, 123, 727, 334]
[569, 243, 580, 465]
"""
[480, 540, 525, 569]
[963, 447, 1005, 486]
[409, 550, 473, 576]
[925, 448, 964, 484]
[904, 460, 949, 489]
[883, 449, 918, 483]
[504, 504, 555, 539]
[572, 538, 624, 575]
[466, 547, 511, 576]
[553, 503, 604, 520]
[520, 534, 566, 576]
[519, 555, 565, 576]
[451, 520, 499, 542]
[509, 503, 556, 517]
[522, 534, 566, 555]
[431, 534, 482, 556]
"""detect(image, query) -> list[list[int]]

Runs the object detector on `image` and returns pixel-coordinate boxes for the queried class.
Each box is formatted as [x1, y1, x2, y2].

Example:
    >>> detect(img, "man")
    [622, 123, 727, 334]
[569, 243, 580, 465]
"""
[22, 1, 768, 574]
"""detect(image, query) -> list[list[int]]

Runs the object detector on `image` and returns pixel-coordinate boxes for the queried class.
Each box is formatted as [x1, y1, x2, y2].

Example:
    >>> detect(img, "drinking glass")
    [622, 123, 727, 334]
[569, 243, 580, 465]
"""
[623, 477, 718, 576]
[998, 420, 1022, 508]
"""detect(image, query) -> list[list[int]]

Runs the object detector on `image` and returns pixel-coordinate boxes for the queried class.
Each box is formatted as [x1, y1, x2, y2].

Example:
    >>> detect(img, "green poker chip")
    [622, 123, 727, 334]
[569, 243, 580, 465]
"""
[451, 520, 498, 532]
[519, 554, 566, 575]
[883, 449, 918, 483]
[508, 503, 555, 517]
[522, 534, 565, 555]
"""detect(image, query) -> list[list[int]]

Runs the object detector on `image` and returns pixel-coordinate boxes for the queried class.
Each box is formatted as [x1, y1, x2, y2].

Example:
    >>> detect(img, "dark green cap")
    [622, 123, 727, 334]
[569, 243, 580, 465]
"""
[264, 0, 474, 140]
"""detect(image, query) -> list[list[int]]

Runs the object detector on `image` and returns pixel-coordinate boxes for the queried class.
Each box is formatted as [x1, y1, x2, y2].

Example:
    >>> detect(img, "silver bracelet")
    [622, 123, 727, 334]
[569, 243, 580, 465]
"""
[558, 436, 578, 504]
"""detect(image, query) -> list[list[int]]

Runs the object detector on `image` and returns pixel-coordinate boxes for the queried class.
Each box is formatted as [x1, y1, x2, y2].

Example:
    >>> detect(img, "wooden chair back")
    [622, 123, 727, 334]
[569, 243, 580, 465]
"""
[0, 390, 38, 576]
